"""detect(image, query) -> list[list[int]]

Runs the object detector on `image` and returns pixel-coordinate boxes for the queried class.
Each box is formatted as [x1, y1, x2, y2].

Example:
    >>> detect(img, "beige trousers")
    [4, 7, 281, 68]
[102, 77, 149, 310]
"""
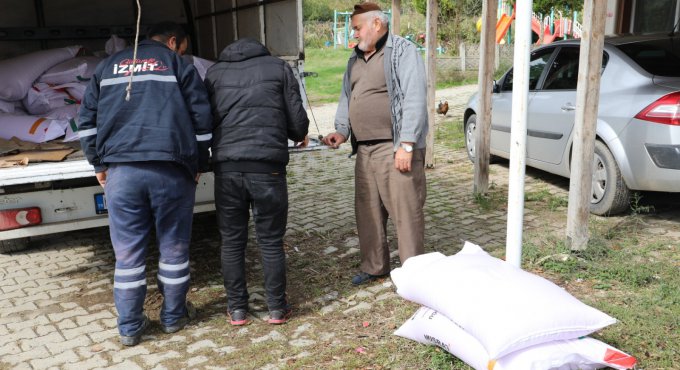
[355, 142, 426, 276]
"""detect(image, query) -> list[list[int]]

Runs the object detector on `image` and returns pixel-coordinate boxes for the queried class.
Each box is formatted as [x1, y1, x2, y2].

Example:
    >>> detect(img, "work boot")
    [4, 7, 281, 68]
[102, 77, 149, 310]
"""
[120, 315, 149, 347]
[161, 301, 197, 334]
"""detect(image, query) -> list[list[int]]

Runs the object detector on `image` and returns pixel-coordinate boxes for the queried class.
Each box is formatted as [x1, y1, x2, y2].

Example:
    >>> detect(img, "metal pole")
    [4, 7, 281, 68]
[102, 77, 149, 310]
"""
[334, 10, 338, 49]
[345, 13, 349, 48]
[505, 0, 532, 268]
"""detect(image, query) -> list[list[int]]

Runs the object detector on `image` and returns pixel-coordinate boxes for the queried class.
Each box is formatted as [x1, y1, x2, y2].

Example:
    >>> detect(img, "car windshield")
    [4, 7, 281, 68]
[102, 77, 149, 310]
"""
[616, 37, 680, 77]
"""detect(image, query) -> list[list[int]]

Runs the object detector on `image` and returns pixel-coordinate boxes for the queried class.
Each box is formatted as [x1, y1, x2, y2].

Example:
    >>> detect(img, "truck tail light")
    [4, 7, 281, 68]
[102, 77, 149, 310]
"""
[0, 207, 42, 231]
[634, 92, 680, 126]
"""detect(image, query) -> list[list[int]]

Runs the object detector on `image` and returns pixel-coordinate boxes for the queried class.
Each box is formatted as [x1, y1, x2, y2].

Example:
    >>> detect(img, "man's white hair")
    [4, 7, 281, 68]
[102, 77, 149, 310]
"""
[365, 10, 389, 26]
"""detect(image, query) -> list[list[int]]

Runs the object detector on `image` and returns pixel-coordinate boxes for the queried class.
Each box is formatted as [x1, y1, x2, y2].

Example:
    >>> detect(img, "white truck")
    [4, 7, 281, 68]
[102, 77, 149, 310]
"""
[0, 0, 306, 253]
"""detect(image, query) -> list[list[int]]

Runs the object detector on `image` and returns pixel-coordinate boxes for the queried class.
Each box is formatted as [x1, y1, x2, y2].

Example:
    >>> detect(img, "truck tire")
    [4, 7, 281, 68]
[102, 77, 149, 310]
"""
[0, 238, 29, 254]
[590, 140, 631, 216]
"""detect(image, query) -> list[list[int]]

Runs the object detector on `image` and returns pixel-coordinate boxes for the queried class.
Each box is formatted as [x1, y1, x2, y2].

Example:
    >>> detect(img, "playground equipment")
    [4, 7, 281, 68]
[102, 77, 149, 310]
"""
[531, 11, 582, 44]
[481, 0, 582, 45]
[496, 11, 515, 43]
[333, 9, 391, 49]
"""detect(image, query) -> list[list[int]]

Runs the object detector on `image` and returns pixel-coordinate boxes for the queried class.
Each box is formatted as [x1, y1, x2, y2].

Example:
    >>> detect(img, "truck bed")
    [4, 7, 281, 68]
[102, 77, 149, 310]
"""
[0, 159, 94, 187]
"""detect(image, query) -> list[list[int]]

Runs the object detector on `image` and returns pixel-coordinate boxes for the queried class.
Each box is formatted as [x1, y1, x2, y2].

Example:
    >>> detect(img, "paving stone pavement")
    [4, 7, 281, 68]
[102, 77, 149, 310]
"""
[1, 85, 678, 369]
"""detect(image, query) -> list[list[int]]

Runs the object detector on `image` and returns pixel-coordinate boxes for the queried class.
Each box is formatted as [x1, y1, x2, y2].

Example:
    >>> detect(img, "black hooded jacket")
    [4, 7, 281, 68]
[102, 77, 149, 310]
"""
[204, 38, 309, 173]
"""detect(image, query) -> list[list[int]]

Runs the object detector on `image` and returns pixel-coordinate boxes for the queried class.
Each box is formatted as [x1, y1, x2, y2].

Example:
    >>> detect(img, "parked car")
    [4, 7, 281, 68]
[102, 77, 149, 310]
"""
[464, 34, 680, 215]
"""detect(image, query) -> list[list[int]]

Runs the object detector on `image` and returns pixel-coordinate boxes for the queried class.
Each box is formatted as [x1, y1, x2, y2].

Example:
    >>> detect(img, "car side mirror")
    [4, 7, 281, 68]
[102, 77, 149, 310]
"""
[492, 80, 500, 93]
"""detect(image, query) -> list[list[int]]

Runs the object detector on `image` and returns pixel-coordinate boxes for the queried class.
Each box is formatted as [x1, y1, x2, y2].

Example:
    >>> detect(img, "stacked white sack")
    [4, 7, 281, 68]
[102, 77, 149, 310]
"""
[390, 242, 617, 360]
[0, 46, 81, 101]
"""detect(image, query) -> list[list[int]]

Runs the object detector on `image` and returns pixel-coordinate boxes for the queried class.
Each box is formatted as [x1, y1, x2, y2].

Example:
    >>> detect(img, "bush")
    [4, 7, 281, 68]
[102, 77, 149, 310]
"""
[304, 21, 334, 49]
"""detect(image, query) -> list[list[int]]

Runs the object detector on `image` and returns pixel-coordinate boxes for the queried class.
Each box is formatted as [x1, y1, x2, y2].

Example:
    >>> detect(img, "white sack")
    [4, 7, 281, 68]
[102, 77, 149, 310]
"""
[395, 306, 637, 370]
[390, 242, 617, 359]
[0, 100, 14, 114]
[51, 82, 88, 102]
[22, 83, 77, 115]
[0, 46, 81, 101]
[39, 56, 102, 85]
[183, 55, 215, 80]
[105, 34, 127, 55]
[63, 115, 80, 142]
[0, 114, 67, 143]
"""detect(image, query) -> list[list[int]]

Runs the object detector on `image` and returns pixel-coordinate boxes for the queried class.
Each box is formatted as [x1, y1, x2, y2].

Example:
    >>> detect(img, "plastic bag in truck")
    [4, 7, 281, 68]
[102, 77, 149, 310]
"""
[0, 46, 81, 101]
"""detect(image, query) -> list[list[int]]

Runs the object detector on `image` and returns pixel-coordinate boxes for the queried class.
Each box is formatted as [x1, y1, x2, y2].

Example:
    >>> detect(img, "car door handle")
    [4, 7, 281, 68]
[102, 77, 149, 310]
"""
[561, 103, 576, 112]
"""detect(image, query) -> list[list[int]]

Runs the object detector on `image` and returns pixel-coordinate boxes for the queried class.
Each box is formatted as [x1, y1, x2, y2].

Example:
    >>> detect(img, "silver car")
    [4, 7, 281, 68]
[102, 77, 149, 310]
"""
[464, 35, 680, 215]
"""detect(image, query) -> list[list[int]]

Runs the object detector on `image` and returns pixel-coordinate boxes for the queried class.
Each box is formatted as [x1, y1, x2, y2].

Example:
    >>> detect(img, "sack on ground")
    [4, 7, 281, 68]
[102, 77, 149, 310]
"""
[0, 46, 81, 101]
[390, 242, 617, 359]
[395, 306, 636, 370]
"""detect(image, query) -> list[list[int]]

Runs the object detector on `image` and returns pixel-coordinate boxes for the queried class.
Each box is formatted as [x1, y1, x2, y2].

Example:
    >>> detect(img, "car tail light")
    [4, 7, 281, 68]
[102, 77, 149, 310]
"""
[634, 92, 680, 126]
[0, 207, 42, 231]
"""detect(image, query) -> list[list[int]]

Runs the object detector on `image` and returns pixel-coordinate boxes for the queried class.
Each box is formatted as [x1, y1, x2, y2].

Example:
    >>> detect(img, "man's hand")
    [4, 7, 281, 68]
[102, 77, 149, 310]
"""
[321, 132, 347, 149]
[295, 135, 310, 148]
[95, 171, 107, 188]
[394, 148, 413, 172]
[195, 173, 202, 183]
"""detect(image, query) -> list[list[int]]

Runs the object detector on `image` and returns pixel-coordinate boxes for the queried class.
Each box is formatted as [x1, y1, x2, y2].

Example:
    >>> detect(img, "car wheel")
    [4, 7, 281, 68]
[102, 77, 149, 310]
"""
[590, 141, 631, 216]
[464, 114, 477, 162]
[0, 238, 29, 254]
[465, 113, 498, 164]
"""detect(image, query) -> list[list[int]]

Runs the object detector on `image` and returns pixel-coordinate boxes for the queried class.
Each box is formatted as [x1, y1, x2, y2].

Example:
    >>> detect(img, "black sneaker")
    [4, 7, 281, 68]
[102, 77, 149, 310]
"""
[351, 271, 388, 286]
[161, 301, 197, 334]
[268, 307, 292, 325]
[228, 309, 249, 326]
[120, 315, 149, 347]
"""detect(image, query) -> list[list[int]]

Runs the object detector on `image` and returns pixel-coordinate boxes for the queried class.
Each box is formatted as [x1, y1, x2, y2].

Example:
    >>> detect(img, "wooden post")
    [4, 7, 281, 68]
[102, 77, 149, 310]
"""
[474, 0, 497, 194]
[424, 0, 438, 168]
[566, 0, 607, 251]
[459, 43, 466, 71]
[495, 43, 500, 71]
[505, 0, 532, 268]
[392, 0, 401, 35]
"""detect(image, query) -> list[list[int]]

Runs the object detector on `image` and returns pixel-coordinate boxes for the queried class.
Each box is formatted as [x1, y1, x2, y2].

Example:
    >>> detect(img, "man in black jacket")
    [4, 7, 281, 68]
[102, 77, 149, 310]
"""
[204, 38, 308, 325]
[79, 22, 212, 346]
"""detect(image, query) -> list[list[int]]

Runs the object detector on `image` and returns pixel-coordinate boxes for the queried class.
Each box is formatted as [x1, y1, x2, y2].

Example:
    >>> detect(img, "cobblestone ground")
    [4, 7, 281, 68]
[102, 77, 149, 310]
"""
[1, 86, 678, 369]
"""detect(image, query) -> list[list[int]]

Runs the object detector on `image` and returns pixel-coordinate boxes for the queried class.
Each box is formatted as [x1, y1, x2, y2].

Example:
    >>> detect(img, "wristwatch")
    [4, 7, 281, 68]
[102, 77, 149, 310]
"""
[400, 143, 413, 153]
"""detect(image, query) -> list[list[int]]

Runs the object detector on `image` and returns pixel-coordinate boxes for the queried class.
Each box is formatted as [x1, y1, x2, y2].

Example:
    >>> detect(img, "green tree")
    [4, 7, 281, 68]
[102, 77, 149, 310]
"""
[507, 0, 583, 15]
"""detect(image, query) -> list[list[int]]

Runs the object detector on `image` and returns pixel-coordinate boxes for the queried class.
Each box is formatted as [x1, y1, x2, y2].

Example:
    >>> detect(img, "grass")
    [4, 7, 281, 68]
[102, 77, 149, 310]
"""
[520, 227, 680, 368]
[303, 48, 484, 105]
[304, 48, 352, 104]
[435, 118, 466, 151]
[524, 187, 569, 211]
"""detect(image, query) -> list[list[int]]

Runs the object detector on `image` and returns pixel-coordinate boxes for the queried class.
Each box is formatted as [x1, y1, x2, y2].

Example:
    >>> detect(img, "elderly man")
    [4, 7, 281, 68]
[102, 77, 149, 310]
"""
[322, 2, 428, 285]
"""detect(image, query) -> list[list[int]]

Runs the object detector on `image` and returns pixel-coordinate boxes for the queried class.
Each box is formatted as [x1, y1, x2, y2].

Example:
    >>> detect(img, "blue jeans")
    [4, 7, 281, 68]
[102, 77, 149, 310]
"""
[214, 171, 288, 312]
[105, 162, 196, 336]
